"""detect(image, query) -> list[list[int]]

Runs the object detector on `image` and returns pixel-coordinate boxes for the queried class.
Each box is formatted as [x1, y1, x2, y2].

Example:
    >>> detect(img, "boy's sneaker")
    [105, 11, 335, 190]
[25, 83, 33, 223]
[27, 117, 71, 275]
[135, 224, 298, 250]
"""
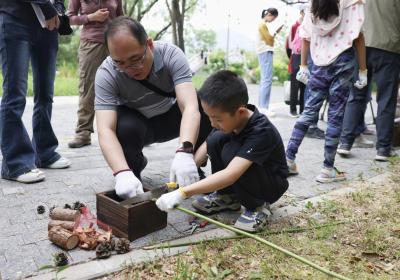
[192, 192, 241, 214]
[44, 157, 71, 169]
[354, 134, 374, 148]
[337, 144, 351, 157]
[13, 169, 45, 183]
[287, 158, 298, 175]
[375, 149, 398, 162]
[316, 167, 346, 183]
[234, 203, 272, 232]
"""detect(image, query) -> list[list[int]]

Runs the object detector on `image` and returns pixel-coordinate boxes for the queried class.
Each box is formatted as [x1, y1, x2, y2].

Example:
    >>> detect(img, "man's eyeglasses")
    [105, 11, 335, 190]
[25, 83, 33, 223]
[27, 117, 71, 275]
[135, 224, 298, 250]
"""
[112, 44, 148, 71]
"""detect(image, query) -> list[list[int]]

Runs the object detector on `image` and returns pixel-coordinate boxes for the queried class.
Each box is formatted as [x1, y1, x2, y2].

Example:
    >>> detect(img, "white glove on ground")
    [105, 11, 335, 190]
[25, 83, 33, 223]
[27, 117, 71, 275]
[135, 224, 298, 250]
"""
[170, 152, 199, 186]
[156, 189, 186, 212]
[354, 70, 368, 89]
[296, 65, 310, 85]
[115, 171, 144, 199]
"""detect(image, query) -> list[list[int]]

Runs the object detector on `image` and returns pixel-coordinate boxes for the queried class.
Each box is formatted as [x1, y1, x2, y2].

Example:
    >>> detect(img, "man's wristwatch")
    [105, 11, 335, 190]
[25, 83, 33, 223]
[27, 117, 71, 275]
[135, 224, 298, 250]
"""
[176, 141, 194, 154]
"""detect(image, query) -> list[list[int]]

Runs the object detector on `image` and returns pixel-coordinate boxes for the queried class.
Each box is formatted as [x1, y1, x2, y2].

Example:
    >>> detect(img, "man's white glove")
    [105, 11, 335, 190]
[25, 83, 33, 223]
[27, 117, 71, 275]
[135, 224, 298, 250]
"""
[114, 171, 144, 199]
[170, 152, 199, 186]
[296, 65, 310, 85]
[354, 70, 368, 89]
[156, 189, 186, 212]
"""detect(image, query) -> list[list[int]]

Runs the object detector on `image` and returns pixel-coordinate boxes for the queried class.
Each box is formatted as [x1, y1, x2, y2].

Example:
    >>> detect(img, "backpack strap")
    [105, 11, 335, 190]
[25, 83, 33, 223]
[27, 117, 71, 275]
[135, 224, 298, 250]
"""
[138, 79, 176, 98]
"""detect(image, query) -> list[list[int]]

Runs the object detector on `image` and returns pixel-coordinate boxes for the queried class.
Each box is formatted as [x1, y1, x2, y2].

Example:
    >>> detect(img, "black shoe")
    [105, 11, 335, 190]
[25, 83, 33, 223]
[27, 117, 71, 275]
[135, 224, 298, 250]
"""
[305, 127, 325, 140]
[375, 149, 398, 162]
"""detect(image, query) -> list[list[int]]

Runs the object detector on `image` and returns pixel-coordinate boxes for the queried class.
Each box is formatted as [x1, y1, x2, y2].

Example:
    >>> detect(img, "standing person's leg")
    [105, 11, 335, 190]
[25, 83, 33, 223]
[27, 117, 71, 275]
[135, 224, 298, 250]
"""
[317, 50, 355, 182]
[286, 65, 330, 172]
[304, 56, 325, 139]
[0, 14, 39, 180]
[289, 54, 301, 116]
[372, 48, 400, 160]
[299, 82, 305, 113]
[69, 41, 109, 148]
[338, 71, 371, 154]
[31, 28, 65, 168]
[258, 51, 274, 115]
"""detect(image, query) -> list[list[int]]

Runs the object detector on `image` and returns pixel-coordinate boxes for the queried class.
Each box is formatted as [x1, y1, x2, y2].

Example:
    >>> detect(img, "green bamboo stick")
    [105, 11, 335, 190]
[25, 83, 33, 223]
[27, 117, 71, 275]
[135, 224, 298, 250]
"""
[175, 205, 352, 280]
[144, 220, 347, 250]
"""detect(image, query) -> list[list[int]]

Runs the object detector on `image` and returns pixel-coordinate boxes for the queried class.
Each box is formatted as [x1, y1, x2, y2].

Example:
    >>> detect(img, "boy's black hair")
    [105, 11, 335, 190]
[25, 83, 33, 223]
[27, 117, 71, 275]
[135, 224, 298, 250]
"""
[104, 16, 148, 48]
[311, 0, 339, 21]
[198, 70, 248, 115]
[261, 8, 278, 19]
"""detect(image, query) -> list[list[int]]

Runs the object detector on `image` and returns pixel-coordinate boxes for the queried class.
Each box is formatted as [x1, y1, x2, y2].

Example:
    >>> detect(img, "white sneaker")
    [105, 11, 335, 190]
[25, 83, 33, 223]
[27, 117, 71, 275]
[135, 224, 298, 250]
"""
[354, 134, 374, 148]
[259, 108, 276, 118]
[14, 169, 45, 183]
[45, 157, 71, 169]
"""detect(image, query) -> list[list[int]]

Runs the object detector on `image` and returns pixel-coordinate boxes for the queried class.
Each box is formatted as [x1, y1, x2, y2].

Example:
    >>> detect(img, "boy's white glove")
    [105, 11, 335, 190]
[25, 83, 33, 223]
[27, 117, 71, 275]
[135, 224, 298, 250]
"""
[156, 189, 186, 212]
[296, 65, 310, 85]
[115, 171, 144, 199]
[170, 152, 199, 187]
[354, 70, 368, 89]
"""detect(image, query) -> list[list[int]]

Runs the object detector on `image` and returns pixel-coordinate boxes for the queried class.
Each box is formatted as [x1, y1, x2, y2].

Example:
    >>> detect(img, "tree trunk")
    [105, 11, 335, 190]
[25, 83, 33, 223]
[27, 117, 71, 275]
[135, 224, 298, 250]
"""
[48, 226, 79, 250]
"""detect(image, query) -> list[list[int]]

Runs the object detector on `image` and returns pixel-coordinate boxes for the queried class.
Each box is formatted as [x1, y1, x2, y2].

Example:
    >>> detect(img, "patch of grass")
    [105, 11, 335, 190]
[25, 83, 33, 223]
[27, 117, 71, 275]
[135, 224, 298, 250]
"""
[0, 71, 79, 97]
[192, 70, 209, 90]
[350, 191, 374, 205]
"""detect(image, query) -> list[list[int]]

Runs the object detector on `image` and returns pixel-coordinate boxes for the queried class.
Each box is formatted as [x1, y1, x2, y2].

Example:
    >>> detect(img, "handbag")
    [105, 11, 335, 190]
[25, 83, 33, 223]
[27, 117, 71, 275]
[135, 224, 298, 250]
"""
[58, 14, 73, 35]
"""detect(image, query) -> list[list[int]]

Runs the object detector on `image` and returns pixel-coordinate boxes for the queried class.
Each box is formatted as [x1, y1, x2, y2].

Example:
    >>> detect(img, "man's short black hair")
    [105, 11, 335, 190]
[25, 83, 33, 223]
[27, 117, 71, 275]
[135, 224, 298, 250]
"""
[261, 8, 278, 18]
[104, 16, 148, 48]
[198, 70, 248, 115]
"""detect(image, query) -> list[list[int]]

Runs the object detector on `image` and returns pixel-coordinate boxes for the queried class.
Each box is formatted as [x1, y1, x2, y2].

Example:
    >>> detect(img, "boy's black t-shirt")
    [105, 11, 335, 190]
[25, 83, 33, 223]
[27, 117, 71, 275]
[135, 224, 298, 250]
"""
[231, 104, 289, 178]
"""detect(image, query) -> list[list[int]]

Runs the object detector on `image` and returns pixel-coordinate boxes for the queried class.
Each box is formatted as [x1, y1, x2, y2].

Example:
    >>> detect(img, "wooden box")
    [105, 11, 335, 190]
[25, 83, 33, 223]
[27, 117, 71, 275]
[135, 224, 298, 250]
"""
[96, 189, 167, 241]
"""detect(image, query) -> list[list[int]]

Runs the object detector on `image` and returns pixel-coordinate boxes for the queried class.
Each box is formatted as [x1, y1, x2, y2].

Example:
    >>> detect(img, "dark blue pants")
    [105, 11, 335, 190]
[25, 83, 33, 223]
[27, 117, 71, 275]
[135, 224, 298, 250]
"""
[286, 48, 355, 168]
[340, 47, 400, 151]
[0, 13, 60, 179]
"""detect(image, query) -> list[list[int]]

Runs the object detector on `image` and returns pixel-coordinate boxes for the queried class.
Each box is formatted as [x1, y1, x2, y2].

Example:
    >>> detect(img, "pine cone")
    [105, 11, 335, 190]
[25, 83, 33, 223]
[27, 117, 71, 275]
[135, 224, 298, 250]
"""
[73, 201, 86, 212]
[53, 252, 69, 267]
[96, 242, 112, 259]
[114, 238, 130, 254]
[110, 237, 119, 250]
[37, 205, 45, 214]
[64, 203, 72, 209]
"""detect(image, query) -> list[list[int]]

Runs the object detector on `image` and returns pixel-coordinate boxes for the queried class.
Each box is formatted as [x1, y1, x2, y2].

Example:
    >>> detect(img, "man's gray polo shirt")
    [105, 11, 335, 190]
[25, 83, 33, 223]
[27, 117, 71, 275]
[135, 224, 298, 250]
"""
[94, 41, 193, 118]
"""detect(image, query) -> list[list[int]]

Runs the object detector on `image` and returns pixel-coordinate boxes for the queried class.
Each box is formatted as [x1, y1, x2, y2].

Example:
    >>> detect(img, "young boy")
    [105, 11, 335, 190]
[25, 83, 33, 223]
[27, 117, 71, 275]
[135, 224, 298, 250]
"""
[156, 70, 289, 232]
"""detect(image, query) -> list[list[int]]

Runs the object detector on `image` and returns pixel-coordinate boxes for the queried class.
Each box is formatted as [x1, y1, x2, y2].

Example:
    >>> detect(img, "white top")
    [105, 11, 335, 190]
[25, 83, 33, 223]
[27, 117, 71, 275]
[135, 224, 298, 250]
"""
[299, 0, 365, 66]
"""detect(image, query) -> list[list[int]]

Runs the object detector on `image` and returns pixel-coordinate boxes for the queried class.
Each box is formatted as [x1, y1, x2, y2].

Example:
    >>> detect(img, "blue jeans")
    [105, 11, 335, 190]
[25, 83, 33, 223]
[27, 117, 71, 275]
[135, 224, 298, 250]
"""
[340, 47, 400, 151]
[0, 13, 60, 179]
[286, 48, 355, 168]
[258, 51, 273, 109]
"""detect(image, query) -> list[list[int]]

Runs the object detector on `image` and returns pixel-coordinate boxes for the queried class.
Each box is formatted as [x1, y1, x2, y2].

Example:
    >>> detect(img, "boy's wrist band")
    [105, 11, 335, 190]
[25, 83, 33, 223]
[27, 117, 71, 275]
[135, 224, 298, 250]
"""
[113, 169, 132, 177]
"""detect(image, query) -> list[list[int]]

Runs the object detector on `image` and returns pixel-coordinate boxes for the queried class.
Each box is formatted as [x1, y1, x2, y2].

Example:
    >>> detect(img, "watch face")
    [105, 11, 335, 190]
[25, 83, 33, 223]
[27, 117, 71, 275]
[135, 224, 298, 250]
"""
[182, 141, 193, 149]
